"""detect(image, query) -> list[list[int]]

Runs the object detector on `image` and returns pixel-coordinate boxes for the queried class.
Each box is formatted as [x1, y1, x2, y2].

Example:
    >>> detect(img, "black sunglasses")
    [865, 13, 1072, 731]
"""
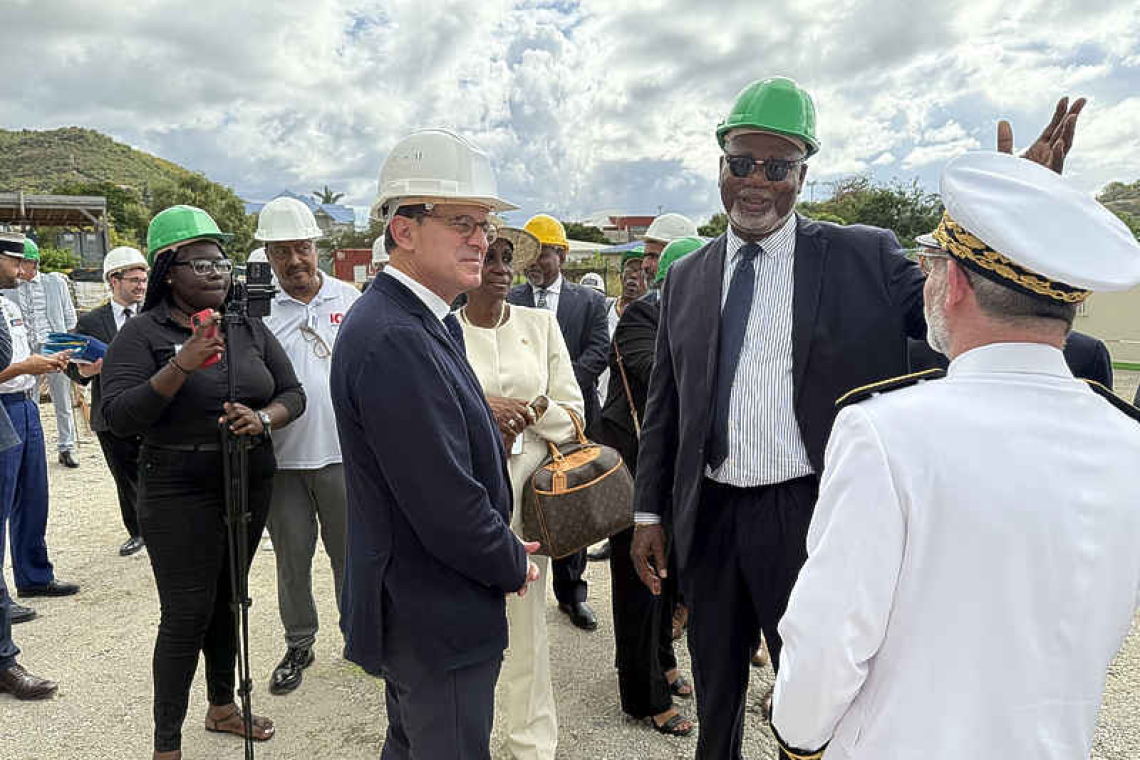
[724, 155, 805, 182]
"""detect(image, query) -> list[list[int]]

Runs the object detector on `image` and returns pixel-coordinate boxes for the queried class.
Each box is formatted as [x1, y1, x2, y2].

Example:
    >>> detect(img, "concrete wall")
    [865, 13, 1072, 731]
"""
[1073, 287, 1140, 363]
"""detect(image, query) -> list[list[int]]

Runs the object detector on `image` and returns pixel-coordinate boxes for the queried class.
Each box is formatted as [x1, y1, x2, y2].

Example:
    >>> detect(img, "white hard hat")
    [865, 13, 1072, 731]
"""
[644, 213, 698, 244]
[248, 247, 268, 263]
[371, 129, 517, 221]
[371, 236, 390, 265]
[579, 272, 605, 293]
[255, 197, 323, 242]
[103, 246, 149, 282]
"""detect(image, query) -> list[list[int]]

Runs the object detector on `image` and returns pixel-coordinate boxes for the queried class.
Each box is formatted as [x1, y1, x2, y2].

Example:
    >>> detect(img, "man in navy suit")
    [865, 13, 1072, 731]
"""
[331, 129, 538, 760]
[66, 247, 150, 557]
[508, 213, 610, 632]
[629, 78, 1085, 759]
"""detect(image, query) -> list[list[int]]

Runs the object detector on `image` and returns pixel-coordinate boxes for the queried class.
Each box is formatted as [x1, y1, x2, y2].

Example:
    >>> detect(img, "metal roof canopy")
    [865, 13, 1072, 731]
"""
[0, 191, 108, 228]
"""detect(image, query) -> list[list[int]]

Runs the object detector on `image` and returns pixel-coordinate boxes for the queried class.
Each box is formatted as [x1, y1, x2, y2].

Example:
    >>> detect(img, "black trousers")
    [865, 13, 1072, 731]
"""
[686, 476, 818, 760]
[0, 585, 17, 671]
[609, 524, 678, 717]
[552, 549, 587, 604]
[96, 430, 142, 539]
[381, 657, 501, 760]
[138, 444, 275, 753]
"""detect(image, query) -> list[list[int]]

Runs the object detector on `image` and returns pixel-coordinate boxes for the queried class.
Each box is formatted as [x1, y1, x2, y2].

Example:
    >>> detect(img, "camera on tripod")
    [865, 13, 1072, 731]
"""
[229, 260, 276, 319]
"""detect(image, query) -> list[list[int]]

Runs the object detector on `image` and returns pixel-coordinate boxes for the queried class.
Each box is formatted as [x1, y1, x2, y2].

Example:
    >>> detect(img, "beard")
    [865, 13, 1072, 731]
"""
[727, 200, 787, 238]
[924, 273, 951, 355]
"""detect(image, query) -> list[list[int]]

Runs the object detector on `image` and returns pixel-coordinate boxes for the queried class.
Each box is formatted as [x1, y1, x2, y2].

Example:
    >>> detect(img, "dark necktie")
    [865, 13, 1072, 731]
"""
[708, 242, 761, 470]
[535, 288, 549, 310]
[123, 307, 132, 320]
[443, 312, 466, 352]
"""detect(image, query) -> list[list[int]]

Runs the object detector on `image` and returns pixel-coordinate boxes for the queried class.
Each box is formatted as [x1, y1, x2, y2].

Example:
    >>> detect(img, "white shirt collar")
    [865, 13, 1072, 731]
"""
[725, 212, 798, 263]
[383, 265, 451, 321]
[274, 272, 333, 306]
[948, 342, 1072, 379]
[112, 299, 139, 318]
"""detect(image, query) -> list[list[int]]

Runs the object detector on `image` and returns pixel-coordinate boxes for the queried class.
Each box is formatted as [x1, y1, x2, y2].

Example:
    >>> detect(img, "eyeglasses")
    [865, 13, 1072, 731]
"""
[116, 276, 148, 286]
[172, 259, 234, 277]
[724, 155, 805, 182]
[299, 324, 331, 359]
[424, 212, 497, 244]
[904, 248, 952, 276]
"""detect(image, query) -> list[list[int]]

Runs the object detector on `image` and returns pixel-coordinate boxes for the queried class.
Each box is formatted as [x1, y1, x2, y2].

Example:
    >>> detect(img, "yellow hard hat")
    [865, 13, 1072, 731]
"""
[524, 214, 568, 250]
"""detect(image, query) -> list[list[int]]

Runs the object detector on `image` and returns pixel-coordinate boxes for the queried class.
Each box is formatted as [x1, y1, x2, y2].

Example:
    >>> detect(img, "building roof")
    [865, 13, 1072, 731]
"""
[0, 192, 107, 227]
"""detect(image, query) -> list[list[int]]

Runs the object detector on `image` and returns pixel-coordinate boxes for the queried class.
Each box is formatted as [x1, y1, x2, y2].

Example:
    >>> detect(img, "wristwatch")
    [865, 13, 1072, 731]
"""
[257, 410, 272, 438]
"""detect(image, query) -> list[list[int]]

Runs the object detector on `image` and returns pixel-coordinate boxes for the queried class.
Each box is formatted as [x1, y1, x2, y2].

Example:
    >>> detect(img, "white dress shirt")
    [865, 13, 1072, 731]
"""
[263, 273, 361, 469]
[112, 299, 140, 331]
[774, 342, 1140, 760]
[532, 274, 563, 314]
[0, 296, 35, 394]
[708, 214, 812, 487]
[384, 266, 451, 321]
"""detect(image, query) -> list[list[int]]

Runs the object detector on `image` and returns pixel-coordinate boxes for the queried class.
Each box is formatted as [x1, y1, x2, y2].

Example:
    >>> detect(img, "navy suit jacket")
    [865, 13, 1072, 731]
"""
[65, 302, 119, 432]
[508, 279, 609, 425]
[0, 309, 18, 451]
[330, 273, 527, 680]
[634, 217, 927, 570]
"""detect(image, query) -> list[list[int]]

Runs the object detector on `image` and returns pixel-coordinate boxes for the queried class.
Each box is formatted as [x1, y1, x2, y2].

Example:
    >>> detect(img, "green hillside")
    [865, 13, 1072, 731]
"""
[0, 127, 189, 192]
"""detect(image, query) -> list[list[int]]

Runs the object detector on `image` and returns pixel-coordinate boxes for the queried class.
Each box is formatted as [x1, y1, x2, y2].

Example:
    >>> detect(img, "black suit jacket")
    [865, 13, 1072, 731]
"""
[909, 330, 1113, 388]
[66, 302, 119, 432]
[634, 217, 926, 570]
[508, 279, 609, 426]
[331, 274, 527, 681]
[599, 292, 659, 470]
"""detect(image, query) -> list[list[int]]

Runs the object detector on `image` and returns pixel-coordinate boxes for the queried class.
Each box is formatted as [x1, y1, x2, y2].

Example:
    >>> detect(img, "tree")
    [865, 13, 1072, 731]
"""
[797, 176, 943, 247]
[1110, 209, 1140, 241]
[313, 185, 344, 205]
[148, 173, 258, 258]
[698, 213, 728, 237]
[52, 179, 151, 249]
[1097, 180, 1140, 204]
[562, 222, 608, 244]
[38, 246, 79, 274]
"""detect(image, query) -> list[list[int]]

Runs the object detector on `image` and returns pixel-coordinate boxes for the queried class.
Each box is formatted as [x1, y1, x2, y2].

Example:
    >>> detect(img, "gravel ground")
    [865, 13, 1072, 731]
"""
[2, 375, 1138, 760]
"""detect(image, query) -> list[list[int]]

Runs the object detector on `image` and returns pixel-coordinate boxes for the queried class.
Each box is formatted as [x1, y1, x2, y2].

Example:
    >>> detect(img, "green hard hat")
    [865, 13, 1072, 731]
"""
[146, 205, 233, 264]
[655, 236, 704, 284]
[716, 77, 820, 157]
[620, 245, 644, 268]
[22, 238, 40, 262]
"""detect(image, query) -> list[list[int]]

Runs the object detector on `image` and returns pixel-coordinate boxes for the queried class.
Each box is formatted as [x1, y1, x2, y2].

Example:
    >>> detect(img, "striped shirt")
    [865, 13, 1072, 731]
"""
[708, 214, 813, 487]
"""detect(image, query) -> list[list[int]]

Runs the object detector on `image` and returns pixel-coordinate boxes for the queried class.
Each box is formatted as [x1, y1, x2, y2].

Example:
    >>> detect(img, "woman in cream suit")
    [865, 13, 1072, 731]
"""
[459, 225, 584, 760]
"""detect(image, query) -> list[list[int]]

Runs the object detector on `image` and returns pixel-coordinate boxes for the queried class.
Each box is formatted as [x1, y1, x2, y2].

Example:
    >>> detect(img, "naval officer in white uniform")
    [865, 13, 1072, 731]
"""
[771, 151, 1140, 760]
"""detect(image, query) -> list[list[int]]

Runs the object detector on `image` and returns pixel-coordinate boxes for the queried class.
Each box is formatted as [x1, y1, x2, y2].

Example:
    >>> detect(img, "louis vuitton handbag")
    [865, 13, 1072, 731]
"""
[521, 410, 634, 559]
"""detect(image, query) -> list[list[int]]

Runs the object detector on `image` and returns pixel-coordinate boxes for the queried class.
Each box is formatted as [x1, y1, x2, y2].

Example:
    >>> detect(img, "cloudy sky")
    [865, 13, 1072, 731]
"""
[2, 1, 1138, 228]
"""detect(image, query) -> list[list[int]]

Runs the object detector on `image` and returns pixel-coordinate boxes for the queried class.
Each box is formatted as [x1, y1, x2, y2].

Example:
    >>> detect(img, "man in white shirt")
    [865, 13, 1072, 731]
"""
[0, 239, 80, 467]
[0, 233, 80, 623]
[254, 197, 360, 695]
[773, 152, 1140, 760]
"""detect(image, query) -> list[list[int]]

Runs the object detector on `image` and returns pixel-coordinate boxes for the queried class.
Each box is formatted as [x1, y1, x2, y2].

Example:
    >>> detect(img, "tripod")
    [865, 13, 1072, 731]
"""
[220, 308, 256, 760]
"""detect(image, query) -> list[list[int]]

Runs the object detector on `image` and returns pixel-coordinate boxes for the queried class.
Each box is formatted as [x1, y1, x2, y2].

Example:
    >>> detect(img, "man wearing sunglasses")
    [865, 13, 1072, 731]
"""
[332, 129, 539, 760]
[253, 197, 360, 697]
[65, 246, 151, 558]
[629, 75, 1087, 759]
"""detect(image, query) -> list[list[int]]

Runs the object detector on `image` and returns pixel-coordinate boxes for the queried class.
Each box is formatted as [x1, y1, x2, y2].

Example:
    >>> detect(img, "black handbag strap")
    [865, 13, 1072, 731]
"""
[612, 337, 641, 438]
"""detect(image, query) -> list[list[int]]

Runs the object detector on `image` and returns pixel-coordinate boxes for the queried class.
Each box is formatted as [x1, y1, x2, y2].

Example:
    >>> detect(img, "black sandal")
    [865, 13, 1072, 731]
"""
[205, 706, 276, 742]
[648, 711, 695, 736]
[668, 673, 693, 699]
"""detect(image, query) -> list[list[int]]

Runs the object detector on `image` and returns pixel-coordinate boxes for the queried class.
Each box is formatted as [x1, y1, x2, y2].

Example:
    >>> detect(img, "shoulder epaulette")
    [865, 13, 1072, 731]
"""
[1084, 379, 1140, 423]
[836, 368, 946, 409]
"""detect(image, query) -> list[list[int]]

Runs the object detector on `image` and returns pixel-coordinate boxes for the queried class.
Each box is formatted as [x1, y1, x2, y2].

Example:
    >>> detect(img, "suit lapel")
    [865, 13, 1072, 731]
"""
[791, 218, 827, 405]
[101, 303, 118, 339]
[555, 281, 573, 324]
[699, 236, 727, 431]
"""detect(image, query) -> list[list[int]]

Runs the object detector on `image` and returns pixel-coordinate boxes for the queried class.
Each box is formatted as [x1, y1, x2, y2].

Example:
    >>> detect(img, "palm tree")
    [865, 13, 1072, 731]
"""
[313, 185, 345, 205]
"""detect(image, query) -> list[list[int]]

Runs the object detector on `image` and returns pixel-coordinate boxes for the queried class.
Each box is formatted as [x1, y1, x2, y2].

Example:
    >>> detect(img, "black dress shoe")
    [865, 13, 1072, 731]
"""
[16, 580, 80, 598]
[10, 602, 36, 625]
[119, 536, 145, 557]
[0, 663, 58, 700]
[269, 646, 314, 695]
[586, 541, 612, 562]
[57, 451, 79, 468]
[558, 601, 598, 631]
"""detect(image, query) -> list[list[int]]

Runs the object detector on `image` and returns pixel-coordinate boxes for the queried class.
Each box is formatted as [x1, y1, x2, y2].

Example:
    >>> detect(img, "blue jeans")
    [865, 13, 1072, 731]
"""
[0, 395, 55, 592]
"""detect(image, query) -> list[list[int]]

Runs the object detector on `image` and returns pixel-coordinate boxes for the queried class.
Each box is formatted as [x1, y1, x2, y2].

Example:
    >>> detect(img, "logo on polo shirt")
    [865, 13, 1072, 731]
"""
[330, 312, 344, 325]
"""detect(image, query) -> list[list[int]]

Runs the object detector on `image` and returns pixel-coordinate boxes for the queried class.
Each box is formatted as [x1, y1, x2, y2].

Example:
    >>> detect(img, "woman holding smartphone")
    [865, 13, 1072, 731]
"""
[100, 205, 305, 760]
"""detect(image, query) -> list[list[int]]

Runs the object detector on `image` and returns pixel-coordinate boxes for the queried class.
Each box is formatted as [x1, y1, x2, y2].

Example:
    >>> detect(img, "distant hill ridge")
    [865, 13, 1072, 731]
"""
[0, 127, 190, 193]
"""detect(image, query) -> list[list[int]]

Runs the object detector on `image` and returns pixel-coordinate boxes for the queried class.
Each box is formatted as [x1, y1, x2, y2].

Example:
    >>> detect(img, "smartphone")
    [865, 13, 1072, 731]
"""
[191, 308, 222, 367]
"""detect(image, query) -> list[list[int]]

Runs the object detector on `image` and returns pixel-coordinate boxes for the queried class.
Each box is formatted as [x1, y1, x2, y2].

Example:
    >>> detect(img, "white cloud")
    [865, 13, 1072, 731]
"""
[0, 0, 1136, 227]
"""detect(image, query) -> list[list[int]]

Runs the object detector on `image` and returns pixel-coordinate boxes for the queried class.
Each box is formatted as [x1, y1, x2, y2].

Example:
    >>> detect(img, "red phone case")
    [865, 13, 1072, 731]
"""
[191, 309, 221, 367]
